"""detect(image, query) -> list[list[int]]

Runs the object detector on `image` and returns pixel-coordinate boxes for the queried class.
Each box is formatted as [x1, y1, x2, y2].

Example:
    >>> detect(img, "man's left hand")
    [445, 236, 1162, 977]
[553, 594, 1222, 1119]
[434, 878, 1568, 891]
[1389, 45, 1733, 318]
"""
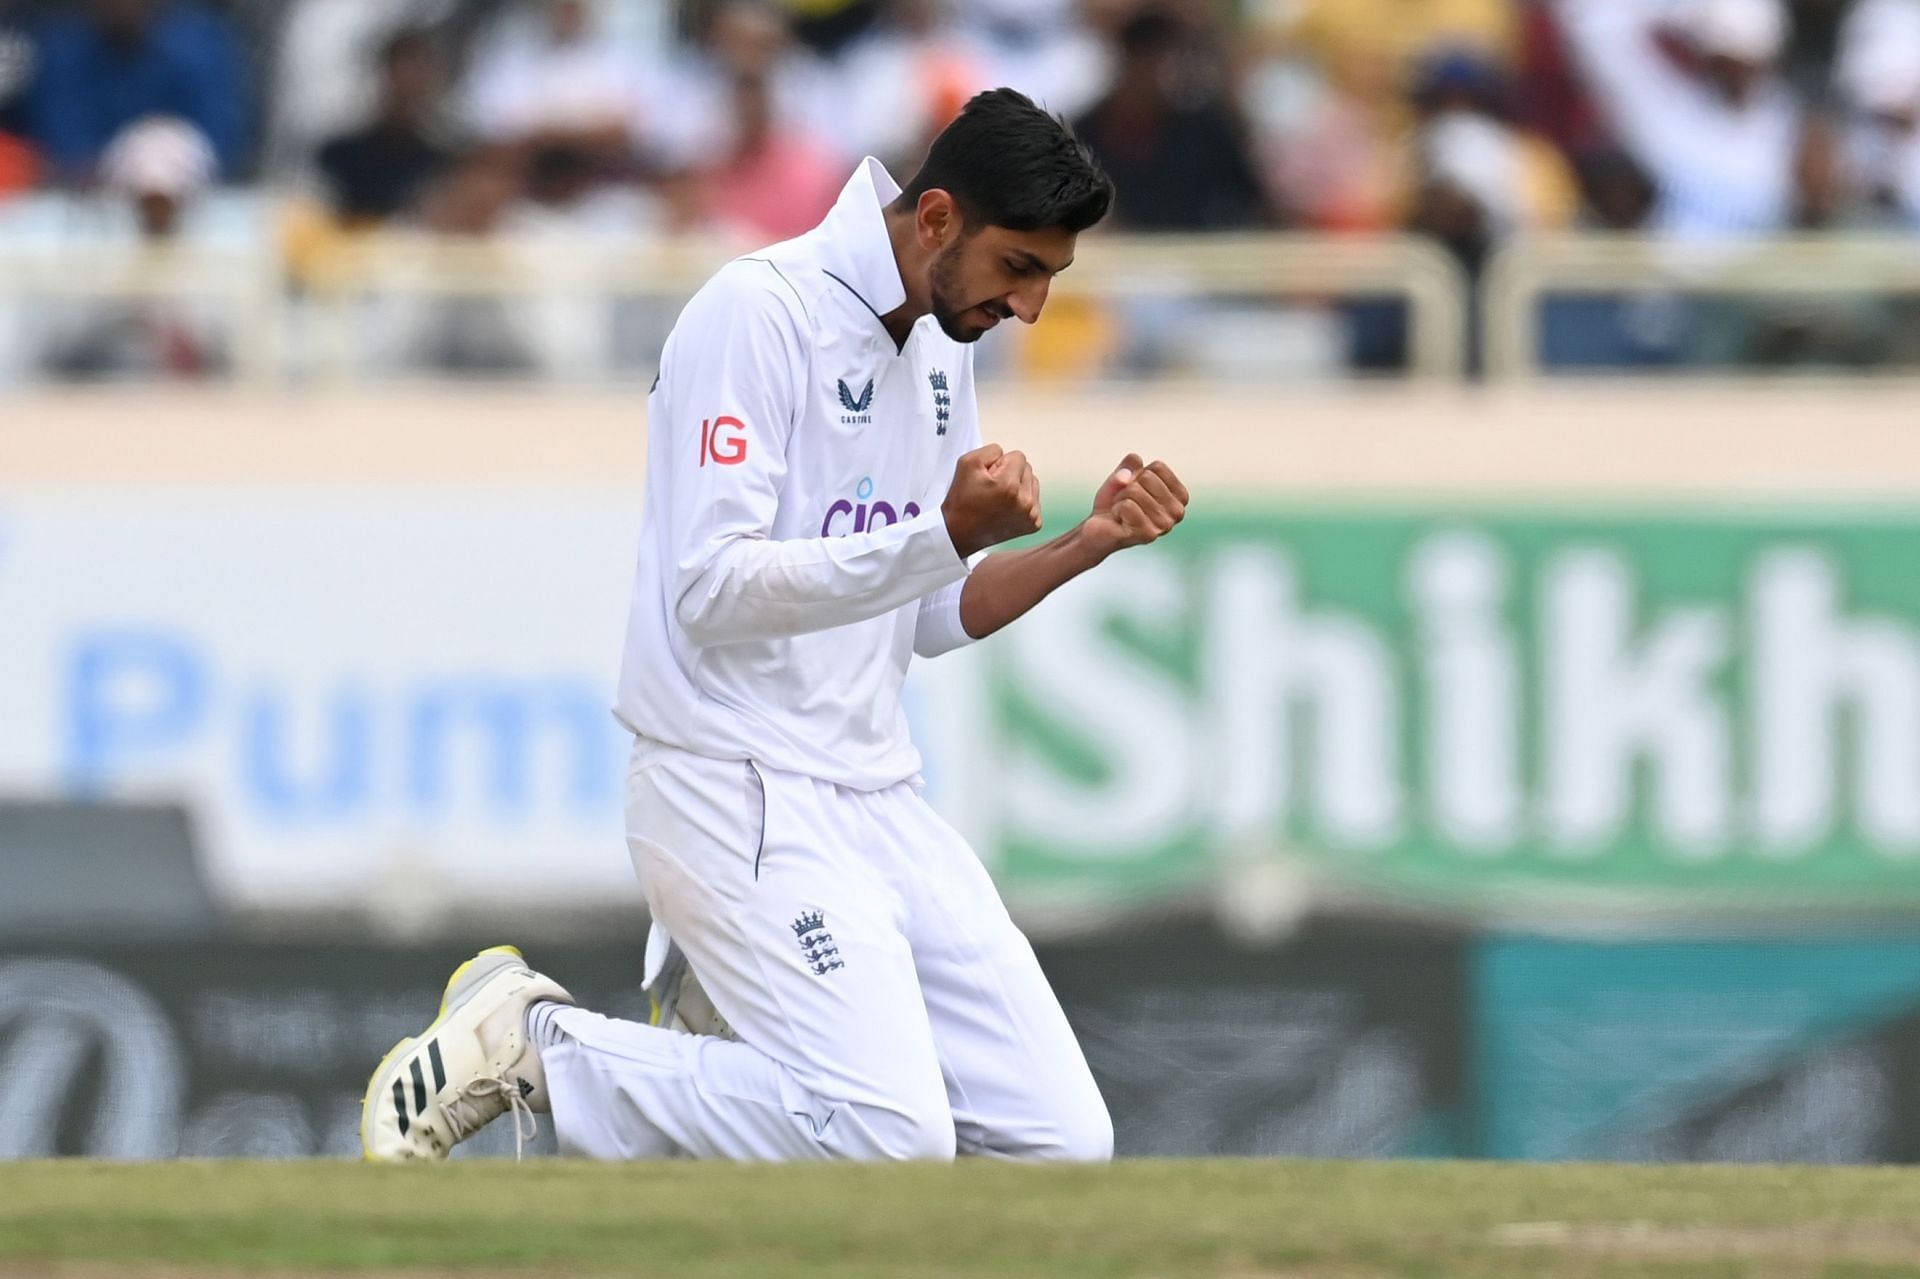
[1081, 453, 1189, 556]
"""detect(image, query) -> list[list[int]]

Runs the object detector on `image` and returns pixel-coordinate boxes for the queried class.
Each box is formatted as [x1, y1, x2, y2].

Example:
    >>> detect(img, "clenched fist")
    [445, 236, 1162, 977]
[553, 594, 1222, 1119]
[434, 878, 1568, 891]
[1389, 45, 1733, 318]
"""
[943, 444, 1042, 558]
[1082, 453, 1188, 555]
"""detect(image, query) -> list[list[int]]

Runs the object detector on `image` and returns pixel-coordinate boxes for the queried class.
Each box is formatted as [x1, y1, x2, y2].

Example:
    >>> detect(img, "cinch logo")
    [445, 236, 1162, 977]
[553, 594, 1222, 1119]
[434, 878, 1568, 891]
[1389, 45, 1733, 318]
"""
[821, 476, 921, 536]
[699, 416, 747, 466]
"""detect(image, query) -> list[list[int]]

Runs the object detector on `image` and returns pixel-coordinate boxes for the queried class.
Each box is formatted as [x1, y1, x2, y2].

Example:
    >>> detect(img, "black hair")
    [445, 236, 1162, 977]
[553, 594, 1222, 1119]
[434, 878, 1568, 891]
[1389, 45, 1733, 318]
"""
[1118, 10, 1181, 60]
[896, 87, 1113, 235]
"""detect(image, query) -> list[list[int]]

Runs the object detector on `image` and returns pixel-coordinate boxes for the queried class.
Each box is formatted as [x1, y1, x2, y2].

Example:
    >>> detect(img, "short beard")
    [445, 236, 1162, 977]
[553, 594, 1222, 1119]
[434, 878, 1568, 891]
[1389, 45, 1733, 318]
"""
[928, 241, 986, 343]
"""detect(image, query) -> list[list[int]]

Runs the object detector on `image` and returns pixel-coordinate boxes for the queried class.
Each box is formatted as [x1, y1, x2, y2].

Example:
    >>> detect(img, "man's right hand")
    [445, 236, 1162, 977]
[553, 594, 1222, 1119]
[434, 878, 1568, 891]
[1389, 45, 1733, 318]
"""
[942, 444, 1042, 559]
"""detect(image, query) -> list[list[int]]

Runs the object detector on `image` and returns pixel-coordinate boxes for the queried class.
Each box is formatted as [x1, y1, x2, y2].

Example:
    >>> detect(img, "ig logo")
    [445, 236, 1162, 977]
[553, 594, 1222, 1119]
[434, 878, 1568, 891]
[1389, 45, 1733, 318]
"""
[699, 416, 748, 467]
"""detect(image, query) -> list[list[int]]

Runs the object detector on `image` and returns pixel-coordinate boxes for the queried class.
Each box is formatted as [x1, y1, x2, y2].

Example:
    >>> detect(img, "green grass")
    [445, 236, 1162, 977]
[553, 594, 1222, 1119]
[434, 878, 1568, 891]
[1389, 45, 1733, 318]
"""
[4, 1160, 1920, 1278]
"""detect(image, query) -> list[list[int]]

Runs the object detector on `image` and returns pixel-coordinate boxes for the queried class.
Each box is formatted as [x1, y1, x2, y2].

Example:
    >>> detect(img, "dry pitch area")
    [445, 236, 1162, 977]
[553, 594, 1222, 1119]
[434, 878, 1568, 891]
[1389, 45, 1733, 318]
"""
[3, 1160, 1920, 1278]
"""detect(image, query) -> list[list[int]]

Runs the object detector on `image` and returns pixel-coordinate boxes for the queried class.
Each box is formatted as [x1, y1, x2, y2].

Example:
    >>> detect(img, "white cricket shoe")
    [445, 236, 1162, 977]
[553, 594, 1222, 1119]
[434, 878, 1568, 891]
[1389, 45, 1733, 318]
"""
[360, 945, 573, 1162]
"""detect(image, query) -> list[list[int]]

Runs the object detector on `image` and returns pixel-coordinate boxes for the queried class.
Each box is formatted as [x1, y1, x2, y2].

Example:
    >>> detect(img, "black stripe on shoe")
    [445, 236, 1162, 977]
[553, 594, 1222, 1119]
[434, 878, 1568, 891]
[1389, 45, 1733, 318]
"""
[392, 1079, 410, 1136]
[410, 1056, 428, 1113]
[428, 1039, 447, 1092]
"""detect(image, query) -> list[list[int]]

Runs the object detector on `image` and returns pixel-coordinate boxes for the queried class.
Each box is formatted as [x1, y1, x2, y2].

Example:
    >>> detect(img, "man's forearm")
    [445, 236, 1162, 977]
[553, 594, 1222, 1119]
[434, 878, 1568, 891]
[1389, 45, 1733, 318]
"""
[957, 524, 1110, 640]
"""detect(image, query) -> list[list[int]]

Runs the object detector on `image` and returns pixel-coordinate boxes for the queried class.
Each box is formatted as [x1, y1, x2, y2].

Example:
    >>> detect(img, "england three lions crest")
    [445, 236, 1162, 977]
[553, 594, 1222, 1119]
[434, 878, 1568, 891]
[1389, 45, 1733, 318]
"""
[928, 369, 950, 436]
[792, 909, 845, 976]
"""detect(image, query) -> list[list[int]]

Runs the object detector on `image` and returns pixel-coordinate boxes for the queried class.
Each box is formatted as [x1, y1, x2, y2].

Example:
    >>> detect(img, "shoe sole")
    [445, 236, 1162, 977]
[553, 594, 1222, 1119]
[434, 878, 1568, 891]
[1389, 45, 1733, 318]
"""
[359, 944, 526, 1162]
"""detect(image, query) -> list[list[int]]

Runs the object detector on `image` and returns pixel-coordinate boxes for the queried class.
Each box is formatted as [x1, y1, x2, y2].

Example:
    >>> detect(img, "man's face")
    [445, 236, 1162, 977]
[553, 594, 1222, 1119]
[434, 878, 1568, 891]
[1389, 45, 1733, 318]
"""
[384, 42, 438, 118]
[926, 220, 1077, 343]
[135, 190, 180, 240]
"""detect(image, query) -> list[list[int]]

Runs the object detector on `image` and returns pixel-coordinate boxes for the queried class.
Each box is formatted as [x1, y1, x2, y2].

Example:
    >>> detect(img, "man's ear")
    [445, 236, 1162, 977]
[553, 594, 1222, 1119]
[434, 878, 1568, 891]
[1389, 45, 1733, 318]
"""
[916, 189, 960, 249]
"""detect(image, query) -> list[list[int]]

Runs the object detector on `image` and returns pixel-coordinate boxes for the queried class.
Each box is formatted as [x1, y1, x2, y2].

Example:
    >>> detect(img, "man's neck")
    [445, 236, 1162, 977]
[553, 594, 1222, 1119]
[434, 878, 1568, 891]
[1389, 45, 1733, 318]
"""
[879, 205, 929, 349]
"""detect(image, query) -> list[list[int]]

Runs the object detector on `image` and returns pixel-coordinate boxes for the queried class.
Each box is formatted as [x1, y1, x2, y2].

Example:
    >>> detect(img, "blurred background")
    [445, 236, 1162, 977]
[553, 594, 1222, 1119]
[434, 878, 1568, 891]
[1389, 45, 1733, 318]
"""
[8, 0, 1920, 1163]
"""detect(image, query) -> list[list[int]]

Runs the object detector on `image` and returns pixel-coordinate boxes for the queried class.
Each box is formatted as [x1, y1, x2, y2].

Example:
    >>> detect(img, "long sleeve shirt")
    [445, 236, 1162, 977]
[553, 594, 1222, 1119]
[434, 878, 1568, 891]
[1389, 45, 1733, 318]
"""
[29, 5, 250, 177]
[1554, 0, 1799, 239]
[614, 159, 985, 788]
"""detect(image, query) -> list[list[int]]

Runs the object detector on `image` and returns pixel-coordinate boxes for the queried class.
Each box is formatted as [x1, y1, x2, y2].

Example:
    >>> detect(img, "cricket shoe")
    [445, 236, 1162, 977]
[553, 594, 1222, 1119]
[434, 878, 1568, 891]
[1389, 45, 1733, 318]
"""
[361, 945, 573, 1162]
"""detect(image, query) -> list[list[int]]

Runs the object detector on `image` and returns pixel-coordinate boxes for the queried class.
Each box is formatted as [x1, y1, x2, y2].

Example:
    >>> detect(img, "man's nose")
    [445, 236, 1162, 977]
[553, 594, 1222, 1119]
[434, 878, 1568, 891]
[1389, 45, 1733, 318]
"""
[1007, 276, 1050, 325]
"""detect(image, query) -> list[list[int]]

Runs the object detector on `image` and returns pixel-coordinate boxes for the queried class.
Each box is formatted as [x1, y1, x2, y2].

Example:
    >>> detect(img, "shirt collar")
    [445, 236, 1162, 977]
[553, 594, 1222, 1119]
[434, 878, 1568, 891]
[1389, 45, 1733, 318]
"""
[813, 157, 908, 330]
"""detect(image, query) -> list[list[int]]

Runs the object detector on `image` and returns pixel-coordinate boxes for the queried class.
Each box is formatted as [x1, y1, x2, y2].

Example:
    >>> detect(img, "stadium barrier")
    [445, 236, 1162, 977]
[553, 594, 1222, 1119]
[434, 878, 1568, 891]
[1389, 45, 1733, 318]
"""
[301, 232, 1470, 381]
[10, 384, 1920, 1165]
[0, 241, 281, 386]
[1481, 233, 1920, 381]
[0, 927, 1468, 1159]
[0, 230, 1468, 385]
[13, 930, 1920, 1162]
[12, 226, 1920, 384]
[7, 384, 1920, 935]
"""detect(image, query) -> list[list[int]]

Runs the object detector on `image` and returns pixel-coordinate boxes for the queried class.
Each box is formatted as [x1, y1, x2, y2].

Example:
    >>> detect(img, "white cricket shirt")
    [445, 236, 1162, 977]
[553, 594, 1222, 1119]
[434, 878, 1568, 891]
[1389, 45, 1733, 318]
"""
[615, 158, 984, 789]
[1555, 0, 1799, 238]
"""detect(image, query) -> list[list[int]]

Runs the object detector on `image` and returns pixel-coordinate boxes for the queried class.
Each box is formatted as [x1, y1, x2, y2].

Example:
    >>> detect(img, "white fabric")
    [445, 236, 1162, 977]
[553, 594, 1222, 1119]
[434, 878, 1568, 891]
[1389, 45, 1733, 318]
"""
[1843, 119, 1920, 228]
[1422, 110, 1525, 233]
[1838, 0, 1920, 228]
[1840, 0, 1920, 115]
[540, 736, 1112, 1162]
[464, 32, 652, 141]
[101, 117, 217, 198]
[614, 159, 986, 791]
[1687, 0, 1786, 61]
[1555, 0, 1799, 239]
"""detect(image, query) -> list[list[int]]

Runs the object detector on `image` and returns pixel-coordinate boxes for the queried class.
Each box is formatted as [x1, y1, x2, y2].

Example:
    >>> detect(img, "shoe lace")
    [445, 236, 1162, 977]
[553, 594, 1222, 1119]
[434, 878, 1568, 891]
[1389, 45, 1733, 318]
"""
[442, 1073, 537, 1161]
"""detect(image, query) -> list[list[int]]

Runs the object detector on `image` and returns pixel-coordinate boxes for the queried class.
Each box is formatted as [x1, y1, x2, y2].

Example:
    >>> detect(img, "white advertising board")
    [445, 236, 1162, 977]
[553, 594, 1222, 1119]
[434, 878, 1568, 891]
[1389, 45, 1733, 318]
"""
[0, 493, 986, 918]
[0, 494, 657, 913]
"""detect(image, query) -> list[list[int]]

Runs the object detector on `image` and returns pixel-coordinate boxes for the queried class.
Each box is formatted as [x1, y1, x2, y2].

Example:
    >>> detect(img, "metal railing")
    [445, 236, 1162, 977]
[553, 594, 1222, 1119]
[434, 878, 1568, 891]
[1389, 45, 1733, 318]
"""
[8, 227, 1920, 386]
[0, 243, 281, 386]
[1481, 233, 1920, 382]
[0, 230, 1471, 387]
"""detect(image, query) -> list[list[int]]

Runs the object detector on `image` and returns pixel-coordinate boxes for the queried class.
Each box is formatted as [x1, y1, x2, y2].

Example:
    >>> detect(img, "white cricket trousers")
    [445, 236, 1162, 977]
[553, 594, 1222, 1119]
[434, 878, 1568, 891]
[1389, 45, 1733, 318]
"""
[540, 734, 1113, 1162]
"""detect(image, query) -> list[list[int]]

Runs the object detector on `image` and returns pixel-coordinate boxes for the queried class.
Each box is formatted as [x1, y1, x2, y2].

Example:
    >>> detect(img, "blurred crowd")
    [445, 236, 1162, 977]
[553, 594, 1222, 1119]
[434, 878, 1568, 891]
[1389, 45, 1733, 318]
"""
[1, 0, 1919, 377]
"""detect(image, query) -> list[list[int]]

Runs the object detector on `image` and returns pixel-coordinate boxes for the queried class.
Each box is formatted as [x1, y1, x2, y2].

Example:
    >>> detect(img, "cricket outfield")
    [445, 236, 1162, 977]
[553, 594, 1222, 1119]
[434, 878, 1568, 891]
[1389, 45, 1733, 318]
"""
[4, 1159, 1920, 1277]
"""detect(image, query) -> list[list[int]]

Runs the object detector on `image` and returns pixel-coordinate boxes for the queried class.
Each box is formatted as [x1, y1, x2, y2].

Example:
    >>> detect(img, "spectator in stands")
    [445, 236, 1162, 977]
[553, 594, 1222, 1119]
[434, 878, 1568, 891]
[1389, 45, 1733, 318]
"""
[1073, 9, 1273, 232]
[1408, 48, 1578, 248]
[775, 0, 880, 58]
[1514, 0, 1609, 163]
[1240, 10, 1396, 232]
[1405, 50, 1576, 375]
[462, 0, 645, 171]
[106, 113, 213, 241]
[953, 0, 1108, 120]
[42, 116, 226, 379]
[1287, 0, 1515, 142]
[695, 68, 843, 241]
[1837, 0, 1920, 227]
[1557, 0, 1885, 366]
[0, 0, 34, 194]
[265, 0, 454, 181]
[0, 0, 23, 127]
[1551, 0, 1810, 240]
[654, 0, 838, 178]
[401, 146, 540, 374]
[27, 0, 249, 182]
[315, 28, 457, 227]
[833, 0, 987, 174]
[1578, 148, 1657, 230]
